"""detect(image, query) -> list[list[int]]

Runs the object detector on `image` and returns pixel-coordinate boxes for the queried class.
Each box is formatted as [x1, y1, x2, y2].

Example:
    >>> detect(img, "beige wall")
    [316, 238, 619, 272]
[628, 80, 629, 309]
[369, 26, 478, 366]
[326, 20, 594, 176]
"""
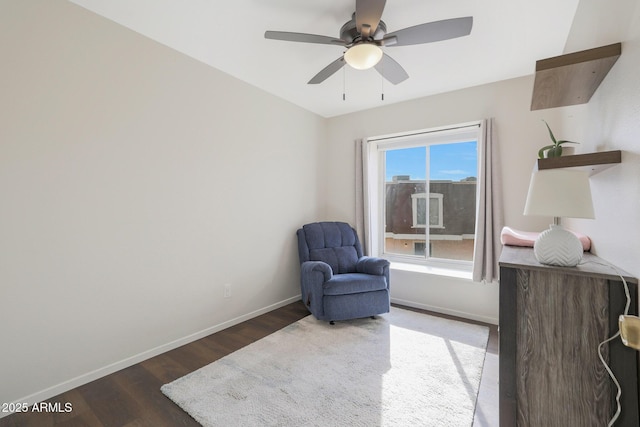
[0, 0, 325, 407]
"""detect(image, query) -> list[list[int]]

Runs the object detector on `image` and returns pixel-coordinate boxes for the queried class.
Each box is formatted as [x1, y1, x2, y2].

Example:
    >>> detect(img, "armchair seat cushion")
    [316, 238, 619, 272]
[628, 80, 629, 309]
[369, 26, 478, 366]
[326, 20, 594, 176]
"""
[323, 273, 388, 296]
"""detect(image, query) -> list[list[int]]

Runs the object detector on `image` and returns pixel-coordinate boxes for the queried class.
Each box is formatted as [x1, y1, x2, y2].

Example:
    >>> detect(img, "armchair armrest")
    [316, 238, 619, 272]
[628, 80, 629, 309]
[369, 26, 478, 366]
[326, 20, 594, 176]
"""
[356, 256, 390, 276]
[300, 261, 333, 317]
[301, 261, 333, 282]
[357, 256, 390, 290]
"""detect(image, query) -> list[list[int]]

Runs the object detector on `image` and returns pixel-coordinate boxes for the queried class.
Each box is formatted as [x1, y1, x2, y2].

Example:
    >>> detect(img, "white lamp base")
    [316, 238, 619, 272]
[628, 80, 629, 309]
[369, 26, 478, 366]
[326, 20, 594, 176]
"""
[533, 224, 584, 267]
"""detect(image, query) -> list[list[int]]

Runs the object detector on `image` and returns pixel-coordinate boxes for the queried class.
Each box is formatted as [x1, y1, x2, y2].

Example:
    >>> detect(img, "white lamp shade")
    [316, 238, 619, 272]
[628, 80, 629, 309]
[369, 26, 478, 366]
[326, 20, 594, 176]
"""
[523, 169, 595, 219]
[344, 43, 383, 70]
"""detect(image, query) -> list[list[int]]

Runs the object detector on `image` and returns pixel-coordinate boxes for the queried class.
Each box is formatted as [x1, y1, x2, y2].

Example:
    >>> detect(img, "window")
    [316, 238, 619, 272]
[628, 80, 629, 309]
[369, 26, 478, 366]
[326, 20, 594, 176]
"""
[369, 123, 480, 268]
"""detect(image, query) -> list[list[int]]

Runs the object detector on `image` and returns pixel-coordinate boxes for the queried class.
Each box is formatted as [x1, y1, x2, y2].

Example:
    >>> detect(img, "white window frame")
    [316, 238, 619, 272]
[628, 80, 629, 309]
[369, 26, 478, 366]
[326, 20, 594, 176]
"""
[411, 193, 444, 229]
[366, 121, 482, 271]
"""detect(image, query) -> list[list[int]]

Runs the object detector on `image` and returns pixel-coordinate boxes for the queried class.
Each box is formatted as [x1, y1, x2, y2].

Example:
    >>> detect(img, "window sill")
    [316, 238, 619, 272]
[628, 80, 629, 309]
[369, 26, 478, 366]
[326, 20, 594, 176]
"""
[390, 261, 473, 281]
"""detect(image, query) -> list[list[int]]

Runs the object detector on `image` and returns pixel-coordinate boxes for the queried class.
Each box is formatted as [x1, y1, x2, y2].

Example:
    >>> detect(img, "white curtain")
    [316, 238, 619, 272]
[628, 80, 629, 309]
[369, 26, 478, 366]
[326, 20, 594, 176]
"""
[355, 139, 371, 256]
[472, 118, 504, 283]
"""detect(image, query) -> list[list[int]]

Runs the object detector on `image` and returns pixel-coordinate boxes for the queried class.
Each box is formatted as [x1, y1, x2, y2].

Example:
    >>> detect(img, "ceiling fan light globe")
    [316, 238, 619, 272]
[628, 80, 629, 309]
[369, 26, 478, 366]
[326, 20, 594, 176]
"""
[344, 43, 383, 70]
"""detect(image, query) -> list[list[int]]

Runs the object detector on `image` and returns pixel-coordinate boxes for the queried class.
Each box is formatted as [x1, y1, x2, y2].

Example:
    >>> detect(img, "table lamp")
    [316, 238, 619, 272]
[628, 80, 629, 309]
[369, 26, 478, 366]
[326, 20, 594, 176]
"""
[523, 168, 594, 267]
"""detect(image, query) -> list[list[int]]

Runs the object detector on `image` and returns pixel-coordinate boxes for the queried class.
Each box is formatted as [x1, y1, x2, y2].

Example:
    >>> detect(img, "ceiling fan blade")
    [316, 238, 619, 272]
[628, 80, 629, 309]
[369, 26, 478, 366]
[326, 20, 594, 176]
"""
[374, 53, 409, 85]
[308, 57, 346, 84]
[384, 16, 473, 46]
[265, 31, 345, 46]
[356, 0, 386, 37]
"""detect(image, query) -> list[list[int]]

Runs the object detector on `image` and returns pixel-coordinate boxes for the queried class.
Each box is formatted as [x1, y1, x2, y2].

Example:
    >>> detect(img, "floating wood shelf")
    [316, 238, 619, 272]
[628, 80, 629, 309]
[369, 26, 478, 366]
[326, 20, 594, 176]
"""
[531, 43, 621, 110]
[537, 150, 621, 175]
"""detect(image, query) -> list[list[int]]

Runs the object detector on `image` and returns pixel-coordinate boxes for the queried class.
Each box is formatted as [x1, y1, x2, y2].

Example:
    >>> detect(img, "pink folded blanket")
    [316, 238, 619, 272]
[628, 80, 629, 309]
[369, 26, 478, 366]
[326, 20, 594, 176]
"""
[500, 226, 591, 251]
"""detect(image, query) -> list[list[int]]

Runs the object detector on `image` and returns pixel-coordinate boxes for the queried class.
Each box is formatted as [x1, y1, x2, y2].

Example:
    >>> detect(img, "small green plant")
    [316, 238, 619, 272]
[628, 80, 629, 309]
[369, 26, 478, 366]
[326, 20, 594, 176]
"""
[538, 120, 578, 159]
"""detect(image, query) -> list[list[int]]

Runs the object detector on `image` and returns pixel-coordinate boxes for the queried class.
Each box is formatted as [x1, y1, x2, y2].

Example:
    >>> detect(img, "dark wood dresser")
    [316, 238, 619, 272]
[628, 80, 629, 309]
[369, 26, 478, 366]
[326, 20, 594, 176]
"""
[499, 246, 639, 427]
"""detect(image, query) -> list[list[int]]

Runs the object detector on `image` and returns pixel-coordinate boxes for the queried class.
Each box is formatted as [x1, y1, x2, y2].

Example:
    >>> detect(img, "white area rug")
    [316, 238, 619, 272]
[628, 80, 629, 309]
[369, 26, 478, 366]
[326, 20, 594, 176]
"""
[161, 307, 489, 426]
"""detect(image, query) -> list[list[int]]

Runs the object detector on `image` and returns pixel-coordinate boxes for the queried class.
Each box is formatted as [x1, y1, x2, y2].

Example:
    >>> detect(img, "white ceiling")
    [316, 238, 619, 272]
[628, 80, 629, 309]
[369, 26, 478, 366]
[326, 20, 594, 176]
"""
[69, 0, 580, 118]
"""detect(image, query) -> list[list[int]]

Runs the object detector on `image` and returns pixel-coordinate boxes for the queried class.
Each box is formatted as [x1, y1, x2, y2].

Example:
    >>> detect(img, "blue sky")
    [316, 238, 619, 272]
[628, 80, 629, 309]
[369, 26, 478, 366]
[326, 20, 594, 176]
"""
[385, 141, 477, 181]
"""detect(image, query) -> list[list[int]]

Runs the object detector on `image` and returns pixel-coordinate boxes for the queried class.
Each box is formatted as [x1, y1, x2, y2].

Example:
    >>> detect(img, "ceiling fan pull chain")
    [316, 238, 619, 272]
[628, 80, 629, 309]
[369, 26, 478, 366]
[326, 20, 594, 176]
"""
[343, 65, 346, 101]
[381, 63, 385, 101]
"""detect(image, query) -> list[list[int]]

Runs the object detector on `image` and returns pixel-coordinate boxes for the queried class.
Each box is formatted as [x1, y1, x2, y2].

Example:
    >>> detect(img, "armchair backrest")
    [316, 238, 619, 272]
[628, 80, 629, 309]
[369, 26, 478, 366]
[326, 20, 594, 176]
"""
[297, 222, 363, 274]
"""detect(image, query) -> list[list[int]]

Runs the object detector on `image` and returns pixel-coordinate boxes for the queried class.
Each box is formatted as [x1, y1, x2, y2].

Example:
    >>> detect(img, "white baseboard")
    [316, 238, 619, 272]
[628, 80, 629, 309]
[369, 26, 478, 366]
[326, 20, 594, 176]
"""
[391, 297, 498, 325]
[1, 295, 303, 419]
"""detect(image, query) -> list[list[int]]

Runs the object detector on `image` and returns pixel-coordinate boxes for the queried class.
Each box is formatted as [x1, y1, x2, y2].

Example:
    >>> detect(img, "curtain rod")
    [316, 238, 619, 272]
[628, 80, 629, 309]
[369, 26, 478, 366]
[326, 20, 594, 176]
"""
[367, 122, 481, 143]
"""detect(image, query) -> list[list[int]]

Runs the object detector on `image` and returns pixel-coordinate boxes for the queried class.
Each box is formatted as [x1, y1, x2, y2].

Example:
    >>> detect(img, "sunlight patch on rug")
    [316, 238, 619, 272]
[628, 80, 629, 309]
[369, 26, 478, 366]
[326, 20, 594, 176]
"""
[161, 307, 489, 426]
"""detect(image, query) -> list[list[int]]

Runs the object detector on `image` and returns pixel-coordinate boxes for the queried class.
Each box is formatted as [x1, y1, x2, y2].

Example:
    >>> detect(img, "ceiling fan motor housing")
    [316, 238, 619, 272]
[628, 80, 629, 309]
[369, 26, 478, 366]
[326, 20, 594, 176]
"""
[340, 13, 387, 45]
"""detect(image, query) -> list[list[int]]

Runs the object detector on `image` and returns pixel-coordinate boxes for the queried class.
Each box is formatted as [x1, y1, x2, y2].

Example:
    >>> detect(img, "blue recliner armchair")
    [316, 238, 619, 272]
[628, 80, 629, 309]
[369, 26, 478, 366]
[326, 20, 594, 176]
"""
[296, 222, 390, 323]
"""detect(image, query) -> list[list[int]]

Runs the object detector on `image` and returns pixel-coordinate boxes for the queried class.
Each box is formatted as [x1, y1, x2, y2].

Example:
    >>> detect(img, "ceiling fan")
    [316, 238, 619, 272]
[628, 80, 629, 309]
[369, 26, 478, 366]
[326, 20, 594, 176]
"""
[264, 0, 473, 85]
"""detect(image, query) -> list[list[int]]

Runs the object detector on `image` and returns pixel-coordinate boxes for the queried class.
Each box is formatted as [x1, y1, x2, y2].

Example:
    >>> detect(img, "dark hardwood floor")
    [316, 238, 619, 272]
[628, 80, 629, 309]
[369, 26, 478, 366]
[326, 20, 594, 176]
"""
[0, 301, 498, 427]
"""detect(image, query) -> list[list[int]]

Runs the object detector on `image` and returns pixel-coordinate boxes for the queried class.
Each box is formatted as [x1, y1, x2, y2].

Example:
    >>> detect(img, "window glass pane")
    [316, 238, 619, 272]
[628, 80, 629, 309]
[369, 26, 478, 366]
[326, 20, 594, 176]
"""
[384, 147, 426, 257]
[429, 141, 477, 261]
[383, 140, 477, 262]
